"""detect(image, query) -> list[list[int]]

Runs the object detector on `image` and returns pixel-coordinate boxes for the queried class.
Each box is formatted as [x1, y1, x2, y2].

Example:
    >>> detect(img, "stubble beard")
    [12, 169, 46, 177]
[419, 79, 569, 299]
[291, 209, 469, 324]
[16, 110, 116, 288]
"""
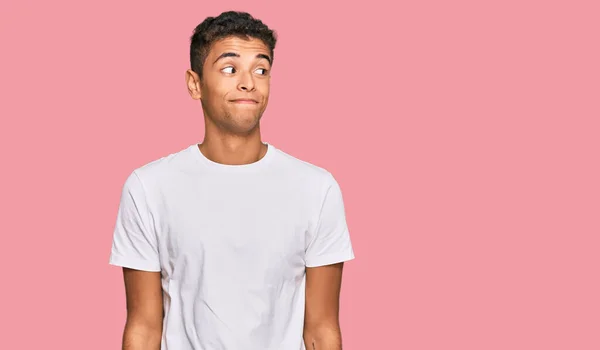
[206, 107, 264, 136]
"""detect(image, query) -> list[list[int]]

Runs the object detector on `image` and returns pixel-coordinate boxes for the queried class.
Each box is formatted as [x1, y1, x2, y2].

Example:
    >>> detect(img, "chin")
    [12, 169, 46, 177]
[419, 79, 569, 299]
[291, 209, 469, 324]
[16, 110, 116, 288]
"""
[225, 115, 262, 134]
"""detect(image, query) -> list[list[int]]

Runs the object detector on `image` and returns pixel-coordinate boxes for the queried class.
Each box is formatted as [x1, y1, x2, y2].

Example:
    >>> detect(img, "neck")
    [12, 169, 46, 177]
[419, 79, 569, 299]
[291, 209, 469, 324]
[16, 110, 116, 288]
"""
[199, 121, 267, 166]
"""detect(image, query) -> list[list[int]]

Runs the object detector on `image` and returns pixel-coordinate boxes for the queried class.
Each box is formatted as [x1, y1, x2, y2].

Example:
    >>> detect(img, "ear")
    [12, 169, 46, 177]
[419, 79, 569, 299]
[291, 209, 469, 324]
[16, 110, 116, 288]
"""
[185, 69, 202, 100]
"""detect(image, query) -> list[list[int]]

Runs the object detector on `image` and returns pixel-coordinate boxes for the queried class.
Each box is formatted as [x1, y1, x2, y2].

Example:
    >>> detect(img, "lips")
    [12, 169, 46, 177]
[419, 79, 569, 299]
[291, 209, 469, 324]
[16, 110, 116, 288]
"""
[230, 98, 259, 104]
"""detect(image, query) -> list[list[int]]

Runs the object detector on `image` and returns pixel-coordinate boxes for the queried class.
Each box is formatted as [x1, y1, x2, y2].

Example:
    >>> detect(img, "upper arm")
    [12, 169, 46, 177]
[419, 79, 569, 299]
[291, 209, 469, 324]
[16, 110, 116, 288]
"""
[119, 268, 163, 349]
[303, 173, 354, 348]
[303, 173, 354, 330]
[123, 268, 164, 329]
[304, 262, 344, 329]
[110, 171, 164, 347]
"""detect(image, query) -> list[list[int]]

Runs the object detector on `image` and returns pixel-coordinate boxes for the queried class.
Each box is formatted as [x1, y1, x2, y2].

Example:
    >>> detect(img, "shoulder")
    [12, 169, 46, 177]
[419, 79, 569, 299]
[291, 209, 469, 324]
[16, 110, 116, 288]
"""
[123, 143, 198, 189]
[271, 144, 338, 187]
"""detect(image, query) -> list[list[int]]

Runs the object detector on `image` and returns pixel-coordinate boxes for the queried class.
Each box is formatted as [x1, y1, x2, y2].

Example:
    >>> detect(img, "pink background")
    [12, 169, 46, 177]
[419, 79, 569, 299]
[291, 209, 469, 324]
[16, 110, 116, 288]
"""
[1, 0, 599, 349]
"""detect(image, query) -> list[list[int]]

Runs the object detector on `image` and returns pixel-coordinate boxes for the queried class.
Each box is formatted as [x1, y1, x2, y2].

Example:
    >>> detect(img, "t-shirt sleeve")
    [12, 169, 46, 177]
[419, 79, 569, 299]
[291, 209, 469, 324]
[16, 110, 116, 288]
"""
[305, 172, 355, 268]
[109, 171, 161, 272]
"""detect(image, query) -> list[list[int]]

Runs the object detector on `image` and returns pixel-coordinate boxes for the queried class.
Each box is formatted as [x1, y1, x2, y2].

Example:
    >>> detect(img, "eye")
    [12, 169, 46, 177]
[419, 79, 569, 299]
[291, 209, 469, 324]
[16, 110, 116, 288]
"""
[255, 68, 268, 75]
[222, 66, 236, 74]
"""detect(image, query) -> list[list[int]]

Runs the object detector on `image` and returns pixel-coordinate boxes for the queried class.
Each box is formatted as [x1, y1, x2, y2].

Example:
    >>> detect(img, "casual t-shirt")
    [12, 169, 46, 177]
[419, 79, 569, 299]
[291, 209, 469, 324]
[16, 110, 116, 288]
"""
[109, 142, 355, 350]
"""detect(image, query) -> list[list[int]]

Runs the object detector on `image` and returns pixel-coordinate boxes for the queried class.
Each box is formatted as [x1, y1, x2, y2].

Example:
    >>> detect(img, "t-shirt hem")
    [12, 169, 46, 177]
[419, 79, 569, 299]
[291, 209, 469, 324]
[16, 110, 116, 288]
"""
[305, 250, 355, 268]
[109, 254, 161, 272]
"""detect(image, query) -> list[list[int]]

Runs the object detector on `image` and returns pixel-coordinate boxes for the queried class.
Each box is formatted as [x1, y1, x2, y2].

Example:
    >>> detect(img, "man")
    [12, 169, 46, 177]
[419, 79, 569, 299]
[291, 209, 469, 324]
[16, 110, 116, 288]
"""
[109, 11, 355, 350]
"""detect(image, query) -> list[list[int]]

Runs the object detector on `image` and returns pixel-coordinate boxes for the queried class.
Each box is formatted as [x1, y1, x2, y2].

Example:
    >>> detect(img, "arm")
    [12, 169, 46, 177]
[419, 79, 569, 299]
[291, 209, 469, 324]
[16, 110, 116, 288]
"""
[303, 262, 345, 350]
[121, 268, 164, 350]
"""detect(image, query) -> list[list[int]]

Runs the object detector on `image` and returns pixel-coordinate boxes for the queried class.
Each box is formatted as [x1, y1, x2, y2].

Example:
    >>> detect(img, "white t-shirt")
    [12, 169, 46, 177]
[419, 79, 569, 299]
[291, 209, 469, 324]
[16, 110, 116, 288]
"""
[109, 142, 355, 350]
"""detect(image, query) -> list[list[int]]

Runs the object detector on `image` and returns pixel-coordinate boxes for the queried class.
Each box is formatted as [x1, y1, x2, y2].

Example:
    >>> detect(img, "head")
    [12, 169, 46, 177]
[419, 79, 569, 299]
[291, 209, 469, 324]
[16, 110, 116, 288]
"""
[186, 11, 277, 135]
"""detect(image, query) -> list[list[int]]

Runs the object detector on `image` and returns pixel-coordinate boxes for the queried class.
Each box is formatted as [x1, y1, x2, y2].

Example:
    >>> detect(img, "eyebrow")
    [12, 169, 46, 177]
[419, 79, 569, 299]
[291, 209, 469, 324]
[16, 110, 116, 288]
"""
[213, 52, 272, 65]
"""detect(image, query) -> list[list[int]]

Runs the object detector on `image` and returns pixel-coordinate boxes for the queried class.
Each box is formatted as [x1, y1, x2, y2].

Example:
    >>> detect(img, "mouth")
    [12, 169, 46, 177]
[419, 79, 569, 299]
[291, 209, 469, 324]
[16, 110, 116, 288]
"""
[230, 99, 259, 104]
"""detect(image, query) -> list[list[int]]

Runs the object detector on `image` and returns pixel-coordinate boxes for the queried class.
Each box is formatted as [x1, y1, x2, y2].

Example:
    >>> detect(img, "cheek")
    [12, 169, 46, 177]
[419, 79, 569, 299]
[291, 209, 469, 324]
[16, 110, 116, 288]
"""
[259, 80, 270, 99]
[202, 75, 230, 100]
[203, 86, 226, 105]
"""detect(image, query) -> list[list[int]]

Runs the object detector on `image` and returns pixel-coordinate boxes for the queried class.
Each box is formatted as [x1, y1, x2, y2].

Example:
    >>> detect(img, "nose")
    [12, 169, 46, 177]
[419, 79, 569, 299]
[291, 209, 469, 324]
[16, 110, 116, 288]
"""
[237, 71, 255, 92]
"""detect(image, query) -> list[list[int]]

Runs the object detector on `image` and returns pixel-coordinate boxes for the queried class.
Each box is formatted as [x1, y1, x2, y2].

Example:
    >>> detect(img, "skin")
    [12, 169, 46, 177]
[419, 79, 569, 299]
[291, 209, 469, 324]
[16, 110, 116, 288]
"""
[121, 268, 163, 350]
[121, 36, 345, 350]
[304, 263, 346, 349]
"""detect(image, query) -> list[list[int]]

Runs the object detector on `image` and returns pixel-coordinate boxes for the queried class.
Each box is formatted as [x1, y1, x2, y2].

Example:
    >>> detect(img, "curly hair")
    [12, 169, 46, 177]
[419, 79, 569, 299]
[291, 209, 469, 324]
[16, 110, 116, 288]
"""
[190, 11, 278, 78]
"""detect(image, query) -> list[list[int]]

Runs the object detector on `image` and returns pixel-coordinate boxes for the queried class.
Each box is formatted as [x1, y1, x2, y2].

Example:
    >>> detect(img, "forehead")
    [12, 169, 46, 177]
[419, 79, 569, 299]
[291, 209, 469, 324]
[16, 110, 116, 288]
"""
[208, 36, 270, 57]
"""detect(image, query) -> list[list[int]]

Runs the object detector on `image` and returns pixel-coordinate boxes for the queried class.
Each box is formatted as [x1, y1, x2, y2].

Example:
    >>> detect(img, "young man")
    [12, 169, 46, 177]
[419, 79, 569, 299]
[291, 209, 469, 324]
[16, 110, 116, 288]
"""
[109, 11, 355, 350]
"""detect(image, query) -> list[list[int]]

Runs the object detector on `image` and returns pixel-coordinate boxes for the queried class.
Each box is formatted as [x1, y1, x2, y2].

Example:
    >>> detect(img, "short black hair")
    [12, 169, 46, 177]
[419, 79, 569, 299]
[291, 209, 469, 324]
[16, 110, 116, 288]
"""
[190, 11, 277, 78]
